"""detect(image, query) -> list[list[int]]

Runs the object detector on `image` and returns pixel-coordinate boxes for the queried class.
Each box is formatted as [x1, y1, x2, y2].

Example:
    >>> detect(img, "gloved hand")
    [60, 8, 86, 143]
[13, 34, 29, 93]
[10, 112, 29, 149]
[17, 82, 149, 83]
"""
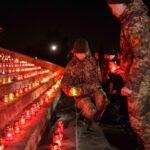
[69, 86, 82, 97]
[121, 87, 133, 96]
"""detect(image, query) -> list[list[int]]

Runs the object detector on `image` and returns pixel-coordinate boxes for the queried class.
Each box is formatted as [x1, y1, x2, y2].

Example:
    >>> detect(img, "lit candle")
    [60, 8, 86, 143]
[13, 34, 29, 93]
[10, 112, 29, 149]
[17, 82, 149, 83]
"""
[32, 83, 35, 88]
[50, 144, 61, 150]
[55, 121, 64, 129]
[28, 85, 32, 90]
[3, 95, 9, 103]
[15, 89, 20, 97]
[0, 138, 4, 150]
[40, 98, 44, 106]
[9, 92, 15, 101]
[36, 102, 40, 110]
[7, 77, 12, 83]
[19, 89, 23, 95]
[25, 110, 31, 120]
[13, 121, 20, 134]
[5, 126, 14, 141]
[24, 87, 28, 92]
[19, 114, 26, 125]
[33, 104, 38, 113]
[44, 96, 49, 103]
[8, 68, 12, 73]
[52, 135, 62, 146]
[54, 127, 64, 135]
[30, 107, 36, 117]
[2, 78, 6, 84]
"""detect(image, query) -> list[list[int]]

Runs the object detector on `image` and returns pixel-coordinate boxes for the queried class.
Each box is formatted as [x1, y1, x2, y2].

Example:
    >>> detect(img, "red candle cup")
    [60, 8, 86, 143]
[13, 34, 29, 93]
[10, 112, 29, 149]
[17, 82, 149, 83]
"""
[13, 121, 20, 134]
[50, 144, 61, 150]
[19, 114, 26, 125]
[25, 110, 31, 120]
[5, 126, 14, 141]
[0, 138, 4, 150]
[52, 135, 62, 146]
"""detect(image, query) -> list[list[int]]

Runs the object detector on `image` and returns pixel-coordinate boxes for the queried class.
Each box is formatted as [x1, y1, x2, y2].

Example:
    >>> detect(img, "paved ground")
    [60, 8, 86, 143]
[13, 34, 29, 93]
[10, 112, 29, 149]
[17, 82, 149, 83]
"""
[38, 94, 138, 150]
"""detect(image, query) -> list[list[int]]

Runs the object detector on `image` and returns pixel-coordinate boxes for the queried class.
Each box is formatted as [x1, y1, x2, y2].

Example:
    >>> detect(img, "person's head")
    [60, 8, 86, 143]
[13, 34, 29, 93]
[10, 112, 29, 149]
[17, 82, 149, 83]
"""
[106, 0, 133, 18]
[72, 38, 90, 60]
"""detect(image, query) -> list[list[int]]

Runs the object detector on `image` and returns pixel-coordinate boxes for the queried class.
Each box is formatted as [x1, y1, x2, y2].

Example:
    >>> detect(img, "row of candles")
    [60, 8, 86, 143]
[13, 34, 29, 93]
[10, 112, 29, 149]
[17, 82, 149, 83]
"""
[0, 69, 50, 85]
[1, 74, 60, 103]
[0, 63, 35, 68]
[0, 79, 61, 150]
[0, 54, 35, 66]
[0, 66, 41, 75]
[50, 121, 64, 150]
[2, 81, 40, 103]
[1, 71, 59, 104]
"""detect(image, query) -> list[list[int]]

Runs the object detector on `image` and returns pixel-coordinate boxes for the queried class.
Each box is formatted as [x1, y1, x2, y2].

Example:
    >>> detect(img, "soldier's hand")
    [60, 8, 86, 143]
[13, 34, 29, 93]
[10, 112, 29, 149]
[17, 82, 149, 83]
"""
[69, 86, 82, 96]
[121, 87, 133, 96]
[113, 68, 124, 74]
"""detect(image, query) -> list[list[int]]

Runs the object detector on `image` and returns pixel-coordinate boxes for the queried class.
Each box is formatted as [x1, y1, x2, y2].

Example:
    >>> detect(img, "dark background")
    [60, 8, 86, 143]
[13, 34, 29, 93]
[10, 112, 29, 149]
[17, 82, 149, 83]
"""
[0, 0, 150, 66]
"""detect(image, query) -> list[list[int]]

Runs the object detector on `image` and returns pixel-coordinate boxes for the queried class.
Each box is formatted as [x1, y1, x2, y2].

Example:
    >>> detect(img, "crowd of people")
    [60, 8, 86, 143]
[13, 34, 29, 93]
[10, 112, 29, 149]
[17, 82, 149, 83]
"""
[61, 0, 150, 149]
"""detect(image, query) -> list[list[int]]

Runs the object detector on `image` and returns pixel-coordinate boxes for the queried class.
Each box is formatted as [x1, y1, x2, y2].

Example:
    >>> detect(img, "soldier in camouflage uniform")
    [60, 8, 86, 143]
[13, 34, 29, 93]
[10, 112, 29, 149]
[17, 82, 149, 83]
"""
[106, 0, 150, 149]
[61, 38, 108, 129]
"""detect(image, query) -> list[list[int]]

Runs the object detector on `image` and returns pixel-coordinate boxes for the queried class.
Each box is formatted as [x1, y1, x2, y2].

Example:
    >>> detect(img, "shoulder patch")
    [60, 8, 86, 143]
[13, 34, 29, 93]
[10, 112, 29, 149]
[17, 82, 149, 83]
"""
[129, 32, 142, 47]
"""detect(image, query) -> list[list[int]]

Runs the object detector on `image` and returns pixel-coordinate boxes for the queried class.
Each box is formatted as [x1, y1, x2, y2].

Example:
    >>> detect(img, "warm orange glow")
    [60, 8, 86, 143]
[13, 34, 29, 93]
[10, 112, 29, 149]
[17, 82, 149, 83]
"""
[2, 78, 6, 84]
[25, 110, 31, 120]
[19, 115, 26, 125]
[13, 122, 20, 134]
[9, 93, 15, 101]
[3, 95, 9, 103]
[15, 90, 20, 97]
[52, 135, 62, 146]
[7, 77, 12, 83]
[0, 138, 4, 150]
[5, 127, 14, 141]
[109, 62, 118, 73]
[69, 87, 78, 96]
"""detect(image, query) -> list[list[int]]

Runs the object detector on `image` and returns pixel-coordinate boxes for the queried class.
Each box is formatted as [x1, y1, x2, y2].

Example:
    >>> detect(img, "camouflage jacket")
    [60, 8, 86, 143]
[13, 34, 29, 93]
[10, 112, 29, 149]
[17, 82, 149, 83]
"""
[119, 0, 150, 92]
[61, 54, 102, 96]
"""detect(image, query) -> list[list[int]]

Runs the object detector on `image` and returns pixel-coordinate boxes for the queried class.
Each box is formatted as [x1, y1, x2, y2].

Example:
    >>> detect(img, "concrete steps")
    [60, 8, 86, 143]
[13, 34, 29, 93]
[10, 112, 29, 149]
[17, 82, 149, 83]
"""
[0, 47, 64, 150]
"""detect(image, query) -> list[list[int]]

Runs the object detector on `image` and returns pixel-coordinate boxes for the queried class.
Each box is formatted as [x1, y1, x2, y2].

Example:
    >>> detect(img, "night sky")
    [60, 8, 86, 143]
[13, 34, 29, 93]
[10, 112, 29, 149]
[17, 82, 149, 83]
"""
[0, 0, 150, 66]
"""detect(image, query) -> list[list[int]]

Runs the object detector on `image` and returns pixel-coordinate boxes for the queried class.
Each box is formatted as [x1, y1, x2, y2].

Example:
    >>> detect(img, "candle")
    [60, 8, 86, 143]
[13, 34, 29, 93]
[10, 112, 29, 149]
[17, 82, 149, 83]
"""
[5, 126, 14, 141]
[15, 89, 20, 97]
[3, 95, 9, 103]
[50, 144, 61, 150]
[8, 68, 12, 73]
[40, 98, 44, 106]
[0, 138, 4, 150]
[55, 121, 64, 129]
[33, 104, 38, 113]
[52, 135, 62, 146]
[30, 107, 36, 117]
[24, 87, 28, 92]
[44, 96, 49, 103]
[13, 121, 20, 134]
[2, 78, 6, 84]
[8, 77, 12, 83]
[19, 89, 23, 95]
[25, 110, 31, 120]
[9, 93, 14, 101]
[36, 102, 40, 110]
[19, 114, 26, 125]
[28, 85, 32, 90]
[54, 127, 64, 135]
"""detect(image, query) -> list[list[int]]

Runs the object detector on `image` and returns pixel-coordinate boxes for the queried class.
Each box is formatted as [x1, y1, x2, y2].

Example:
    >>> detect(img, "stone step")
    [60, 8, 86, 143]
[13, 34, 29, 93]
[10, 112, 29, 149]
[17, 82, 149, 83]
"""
[0, 72, 52, 97]
[0, 80, 54, 130]
[41, 95, 113, 150]
[3, 89, 61, 150]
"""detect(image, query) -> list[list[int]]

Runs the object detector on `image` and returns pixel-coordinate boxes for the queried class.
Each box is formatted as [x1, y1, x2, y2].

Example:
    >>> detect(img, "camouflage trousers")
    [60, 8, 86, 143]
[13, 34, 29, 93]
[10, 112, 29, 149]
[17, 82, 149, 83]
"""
[127, 78, 150, 150]
[74, 89, 108, 122]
